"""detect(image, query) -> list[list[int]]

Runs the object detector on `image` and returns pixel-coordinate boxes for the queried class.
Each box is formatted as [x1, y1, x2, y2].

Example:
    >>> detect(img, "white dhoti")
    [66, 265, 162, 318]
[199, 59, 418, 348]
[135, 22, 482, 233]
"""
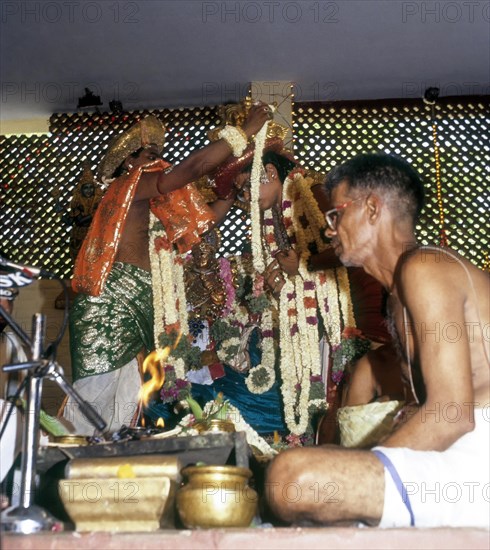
[63, 358, 140, 436]
[373, 407, 490, 529]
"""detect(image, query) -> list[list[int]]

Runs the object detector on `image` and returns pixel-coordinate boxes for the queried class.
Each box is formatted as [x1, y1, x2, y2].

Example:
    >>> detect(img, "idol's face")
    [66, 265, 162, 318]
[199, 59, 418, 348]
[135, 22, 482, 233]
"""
[235, 164, 282, 211]
[81, 183, 95, 198]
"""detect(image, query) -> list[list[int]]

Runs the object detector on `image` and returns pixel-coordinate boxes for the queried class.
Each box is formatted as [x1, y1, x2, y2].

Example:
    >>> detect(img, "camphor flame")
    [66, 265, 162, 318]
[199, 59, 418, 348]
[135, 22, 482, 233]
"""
[156, 417, 165, 428]
[138, 347, 170, 407]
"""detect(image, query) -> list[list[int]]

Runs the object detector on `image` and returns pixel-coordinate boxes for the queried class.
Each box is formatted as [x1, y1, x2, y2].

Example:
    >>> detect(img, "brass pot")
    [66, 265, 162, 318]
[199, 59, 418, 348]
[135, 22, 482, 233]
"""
[176, 465, 258, 528]
[194, 419, 236, 434]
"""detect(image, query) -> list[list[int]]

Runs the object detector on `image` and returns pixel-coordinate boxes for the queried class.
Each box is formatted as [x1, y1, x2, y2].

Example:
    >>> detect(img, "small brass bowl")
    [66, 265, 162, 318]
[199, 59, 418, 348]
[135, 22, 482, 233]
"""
[52, 435, 88, 446]
[194, 419, 235, 434]
[176, 465, 257, 528]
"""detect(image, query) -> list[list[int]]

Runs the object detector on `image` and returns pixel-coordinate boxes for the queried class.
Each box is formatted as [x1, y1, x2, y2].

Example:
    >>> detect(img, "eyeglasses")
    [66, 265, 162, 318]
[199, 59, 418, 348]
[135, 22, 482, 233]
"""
[325, 197, 363, 230]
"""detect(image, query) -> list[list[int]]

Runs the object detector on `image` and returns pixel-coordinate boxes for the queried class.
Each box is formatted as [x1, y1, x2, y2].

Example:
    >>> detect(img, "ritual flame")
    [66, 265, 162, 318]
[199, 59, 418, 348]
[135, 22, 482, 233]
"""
[156, 417, 165, 428]
[138, 347, 170, 407]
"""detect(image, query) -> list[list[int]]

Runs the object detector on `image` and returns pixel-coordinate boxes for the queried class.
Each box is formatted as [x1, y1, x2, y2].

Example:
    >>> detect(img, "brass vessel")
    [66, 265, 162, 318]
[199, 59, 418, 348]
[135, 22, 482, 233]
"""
[52, 435, 88, 446]
[59, 455, 181, 531]
[176, 465, 257, 528]
[59, 476, 172, 532]
[194, 419, 236, 434]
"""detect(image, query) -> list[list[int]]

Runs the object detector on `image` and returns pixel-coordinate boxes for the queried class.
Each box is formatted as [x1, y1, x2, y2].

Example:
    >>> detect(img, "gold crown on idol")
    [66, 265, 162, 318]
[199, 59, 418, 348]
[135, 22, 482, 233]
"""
[208, 97, 289, 142]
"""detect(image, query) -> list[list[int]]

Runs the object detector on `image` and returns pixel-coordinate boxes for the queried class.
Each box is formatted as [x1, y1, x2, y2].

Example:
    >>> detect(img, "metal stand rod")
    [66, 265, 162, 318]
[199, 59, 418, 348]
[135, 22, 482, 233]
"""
[1, 314, 64, 533]
[1, 298, 108, 534]
[19, 314, 44, 509]
[0, 304, 31, 348]
[48, 367, 107, 432]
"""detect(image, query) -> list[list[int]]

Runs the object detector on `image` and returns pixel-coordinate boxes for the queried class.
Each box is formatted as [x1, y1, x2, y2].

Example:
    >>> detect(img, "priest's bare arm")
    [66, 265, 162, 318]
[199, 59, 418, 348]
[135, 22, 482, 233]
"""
[133, 104, 270, 200]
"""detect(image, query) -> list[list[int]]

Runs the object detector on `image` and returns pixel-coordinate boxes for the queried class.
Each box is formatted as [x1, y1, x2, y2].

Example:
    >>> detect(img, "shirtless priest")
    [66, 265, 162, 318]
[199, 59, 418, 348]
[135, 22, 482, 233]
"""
[65, 104, 270, 435]
[266, 152, 490, 529]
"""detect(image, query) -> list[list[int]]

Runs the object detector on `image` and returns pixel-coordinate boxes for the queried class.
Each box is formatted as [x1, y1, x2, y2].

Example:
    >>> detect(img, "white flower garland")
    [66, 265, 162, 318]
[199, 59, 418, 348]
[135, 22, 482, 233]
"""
[148, 211, 188, 380]
[249, 119, 270, 273]
[224, 401, 277, 457]
[144, 137, 355, 437]
[290, 174, 329, 256]
[149, 214, 167, 344]
[243, 208, 279, 394]
[262, 208, 280, 258]
[316, 270, 342, 347]
[215, 255, 251, 366]
[276, 188, 323, 433]
[281, 172, 355, 347]
[218, 125, 248, 157]
[217, 170, 330, 434]
[336, 267, 356, 328]
[214, 253, 277, 393]
[245, 307, 276, 393]
[216, 336, 241, 364]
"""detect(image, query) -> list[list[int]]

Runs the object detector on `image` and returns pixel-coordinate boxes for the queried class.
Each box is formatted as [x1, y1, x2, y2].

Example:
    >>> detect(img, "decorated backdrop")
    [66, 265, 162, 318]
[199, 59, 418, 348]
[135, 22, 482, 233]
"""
[1, 96, 489, 275]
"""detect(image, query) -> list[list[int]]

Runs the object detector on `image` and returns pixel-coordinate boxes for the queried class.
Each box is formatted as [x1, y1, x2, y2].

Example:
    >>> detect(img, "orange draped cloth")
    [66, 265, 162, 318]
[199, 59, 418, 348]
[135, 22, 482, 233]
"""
[72, 159, 215, 296]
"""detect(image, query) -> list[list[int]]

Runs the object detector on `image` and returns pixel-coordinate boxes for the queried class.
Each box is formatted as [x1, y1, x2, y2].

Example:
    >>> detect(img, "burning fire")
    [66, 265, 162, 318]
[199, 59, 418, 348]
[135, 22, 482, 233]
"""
[156, 417, 165, 428]
[138, 347, 170, 406]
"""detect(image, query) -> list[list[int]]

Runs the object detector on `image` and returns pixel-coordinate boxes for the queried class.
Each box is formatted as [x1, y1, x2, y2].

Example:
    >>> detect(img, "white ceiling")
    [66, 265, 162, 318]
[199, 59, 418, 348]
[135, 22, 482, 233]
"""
[1, 0, 489, 121]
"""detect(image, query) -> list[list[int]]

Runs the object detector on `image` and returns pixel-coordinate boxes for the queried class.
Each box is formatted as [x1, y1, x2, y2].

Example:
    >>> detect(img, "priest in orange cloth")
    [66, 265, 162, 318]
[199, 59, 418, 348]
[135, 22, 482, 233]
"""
[64, 107, 269, 435]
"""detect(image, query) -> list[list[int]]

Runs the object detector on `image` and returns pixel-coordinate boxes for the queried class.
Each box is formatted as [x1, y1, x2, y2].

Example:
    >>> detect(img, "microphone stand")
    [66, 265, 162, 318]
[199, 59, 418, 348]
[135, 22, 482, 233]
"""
[0, 307, 107, 534]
